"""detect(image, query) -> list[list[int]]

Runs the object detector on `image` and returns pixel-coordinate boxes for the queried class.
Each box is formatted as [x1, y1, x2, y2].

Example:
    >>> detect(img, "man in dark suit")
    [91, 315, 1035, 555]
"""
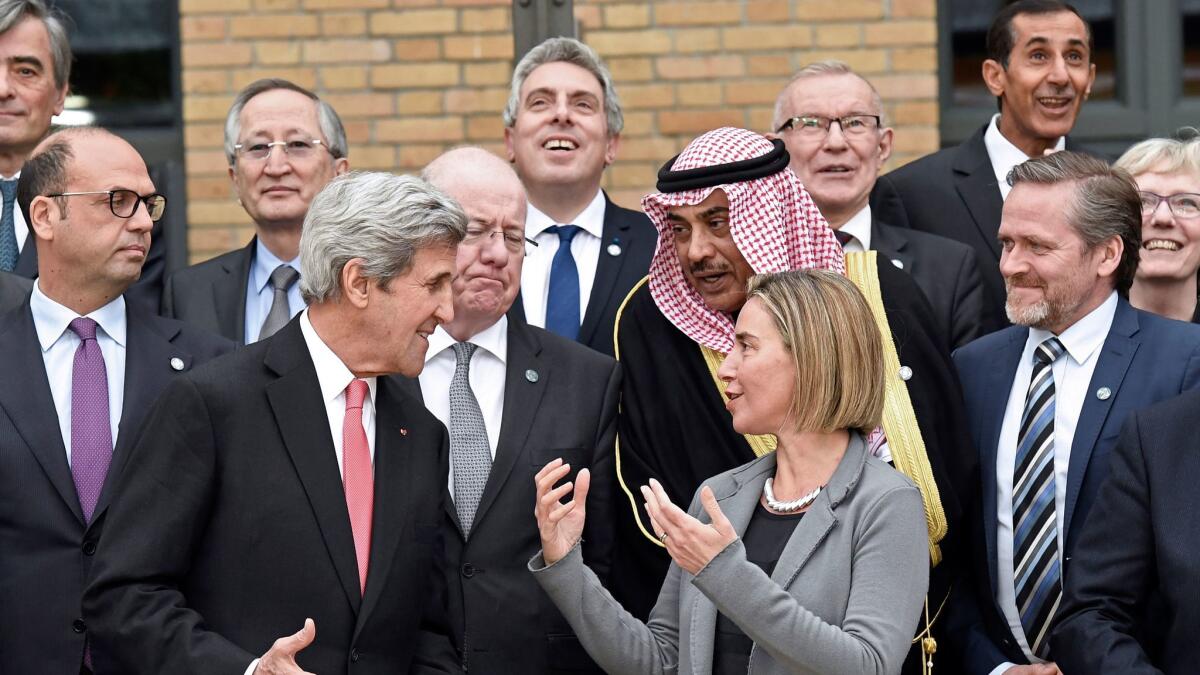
[161, 78, 350, 344]
[0, 127, 231, 674]
[872, 0, 1096, 334]
[416, 147, 618, 673]
[503, 37, 654, 356]
[771, 60, 985, 349]
[0, 0, 166, 314]
[84, 172, 465, 674]
[951, 152, 1200, 675]
[0, 269, 30, 311]
[1052, 389, 1200, 674]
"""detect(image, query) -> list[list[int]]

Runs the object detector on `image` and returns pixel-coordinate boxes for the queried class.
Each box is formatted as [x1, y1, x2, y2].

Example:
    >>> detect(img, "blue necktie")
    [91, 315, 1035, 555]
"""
[545, 225, 581, 340]
[0, 179, 18, 272]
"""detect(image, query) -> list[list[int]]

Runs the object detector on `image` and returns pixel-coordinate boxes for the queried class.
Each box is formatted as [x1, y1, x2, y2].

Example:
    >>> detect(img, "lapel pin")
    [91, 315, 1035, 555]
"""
[891, 258, 904, 270]
[525, 369, 539, 383]
[1096, 386, 1111, 401]
[607, 237, 622, 257]
[399, 427, 408, 436]
[170, 357, 185, 371]
[898, 365, 912, 381]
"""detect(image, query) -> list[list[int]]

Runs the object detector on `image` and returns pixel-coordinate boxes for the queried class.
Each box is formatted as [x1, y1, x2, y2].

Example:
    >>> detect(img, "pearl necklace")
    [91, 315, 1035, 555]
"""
[763, 478, 822, 513]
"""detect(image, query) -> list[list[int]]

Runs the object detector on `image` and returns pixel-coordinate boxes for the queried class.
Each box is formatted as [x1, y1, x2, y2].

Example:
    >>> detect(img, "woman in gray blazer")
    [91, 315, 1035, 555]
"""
[531, 269, 929, 675]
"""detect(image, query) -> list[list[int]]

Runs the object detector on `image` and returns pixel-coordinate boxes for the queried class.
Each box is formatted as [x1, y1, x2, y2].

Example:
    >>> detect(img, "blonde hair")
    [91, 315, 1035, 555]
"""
[1114, 129, 1200, 182]
[746, 269, 884, 434]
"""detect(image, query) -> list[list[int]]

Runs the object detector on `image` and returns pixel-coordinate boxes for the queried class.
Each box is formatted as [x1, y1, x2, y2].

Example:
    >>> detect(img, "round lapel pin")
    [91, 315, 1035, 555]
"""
[898, 365, 912, 381]
[1096, 386, 1111, 401]
[607, 243, 622, 257]
[170, 357, 185, 371]
[526, 369, 539, 383]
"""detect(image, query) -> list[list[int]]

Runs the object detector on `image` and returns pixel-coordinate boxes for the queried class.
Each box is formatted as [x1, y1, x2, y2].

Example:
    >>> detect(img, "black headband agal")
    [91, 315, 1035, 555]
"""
[655, 138, 791, 194]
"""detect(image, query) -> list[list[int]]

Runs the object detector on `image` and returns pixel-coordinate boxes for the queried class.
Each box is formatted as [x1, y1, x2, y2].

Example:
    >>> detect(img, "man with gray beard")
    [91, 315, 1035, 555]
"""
[950, 151, 1200, 674]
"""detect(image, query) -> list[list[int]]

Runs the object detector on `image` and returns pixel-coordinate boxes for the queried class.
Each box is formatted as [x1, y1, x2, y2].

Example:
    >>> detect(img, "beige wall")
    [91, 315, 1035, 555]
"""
[180, 0, 939, 263]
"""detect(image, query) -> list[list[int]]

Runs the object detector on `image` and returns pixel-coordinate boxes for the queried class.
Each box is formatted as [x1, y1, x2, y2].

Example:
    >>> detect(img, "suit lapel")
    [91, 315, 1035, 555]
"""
[14, 240, 36, 278]
[264, 324, 362, 613]
[214, 240, 255, 343]
[578, 195, 640, 347]
[981, 329, 1027, 593]
[1064, 300, 1138, 539]
[869, 219, 913, 273]
[952, 127, 1004, 261]
[0, 303, 83, 523]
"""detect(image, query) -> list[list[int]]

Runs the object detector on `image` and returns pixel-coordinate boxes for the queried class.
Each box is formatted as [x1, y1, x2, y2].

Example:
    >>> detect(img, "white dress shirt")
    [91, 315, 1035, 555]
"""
[991, 291, 1116, 670]
[299, 309, 377, 474]
[30, 281, 126, 464]
[520, 189, 606, 329]
[984, 113, 1066, 201]
[418, 316, 508, 497]
[836, 205, 873, 253]
[244, 239, 305, 344]
[3, 172, 26, 253]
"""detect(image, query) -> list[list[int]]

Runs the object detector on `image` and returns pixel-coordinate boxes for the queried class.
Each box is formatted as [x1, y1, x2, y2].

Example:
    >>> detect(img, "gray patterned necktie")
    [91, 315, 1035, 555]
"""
[257, 264, 299, 341]
[450, 342, 491, 537]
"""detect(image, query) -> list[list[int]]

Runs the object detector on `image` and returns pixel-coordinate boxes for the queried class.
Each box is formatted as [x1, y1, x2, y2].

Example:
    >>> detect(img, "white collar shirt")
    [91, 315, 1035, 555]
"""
[299, 309, 377, 476]
[520, 189, 606, 329]
[984, 113, 1066, 201]
[837, 205, 873, 253]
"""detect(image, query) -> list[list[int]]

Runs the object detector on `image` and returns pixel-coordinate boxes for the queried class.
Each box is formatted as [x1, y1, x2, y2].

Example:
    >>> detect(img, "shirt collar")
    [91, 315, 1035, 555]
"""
[1028, 290, 1118, 366]
[425, 314, 508, 365]
[984, 113, 1066, 181]
[526, 189, 606, 240]
[30, 280, 127, 352]
[252, 238, 300, 294]
[837, 205, 872, 250]
[299, 309, 377, 406]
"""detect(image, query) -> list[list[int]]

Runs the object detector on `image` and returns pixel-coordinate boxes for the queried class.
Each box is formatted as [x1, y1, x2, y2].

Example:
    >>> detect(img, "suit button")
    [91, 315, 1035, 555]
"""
[461, 563, 476, 578]
[82, 540, 97, 555]
[350, 648, 360, 662]
[72, 619, 86, 633]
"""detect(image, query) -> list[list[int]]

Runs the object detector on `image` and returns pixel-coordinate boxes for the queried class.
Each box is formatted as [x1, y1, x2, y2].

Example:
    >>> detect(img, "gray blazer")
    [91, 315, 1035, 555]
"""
[530, 432, 929, 675]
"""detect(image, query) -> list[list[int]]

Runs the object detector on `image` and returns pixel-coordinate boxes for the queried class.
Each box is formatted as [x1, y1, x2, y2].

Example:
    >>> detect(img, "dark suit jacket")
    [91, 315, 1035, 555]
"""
[512, 194, 655, 357]
[872, 124, 1091, 335]
[950, 298, 1200, 673]
[872, 217, 985, 349]
[402, 317, 620, 674]
[0, 270, 31, 313]
[161, 238, 256, 344]
[1052, 390, 1200, 674]
[83, 319, 456, 675]
[0, 299, 232, 674]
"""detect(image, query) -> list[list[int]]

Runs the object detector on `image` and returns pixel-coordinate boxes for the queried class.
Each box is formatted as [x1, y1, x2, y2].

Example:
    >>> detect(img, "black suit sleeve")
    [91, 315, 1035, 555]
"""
[83, 377, 257, 675]
[1051, 412, 1162, 675]
[581, 360, 621, 583]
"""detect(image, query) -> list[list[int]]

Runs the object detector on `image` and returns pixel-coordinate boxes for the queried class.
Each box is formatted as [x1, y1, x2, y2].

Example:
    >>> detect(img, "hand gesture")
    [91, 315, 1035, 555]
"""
[1003, 664, 1061, 675]
[254, 619, 317, 675]
[641, 478, 737, 576]
[534, 459, 590, 565]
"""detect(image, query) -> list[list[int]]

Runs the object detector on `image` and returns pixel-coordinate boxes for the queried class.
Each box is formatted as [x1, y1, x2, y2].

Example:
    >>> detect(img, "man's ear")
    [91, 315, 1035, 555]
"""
[982, 58, 1007, 98]
[28, 195, 57, 243]
[1098, 236, 1123, 279]
[503, 126, 516, 163]
[340, 258, 371, 309]
[603, 132, 621, 167]
[877, 126, 894, 166]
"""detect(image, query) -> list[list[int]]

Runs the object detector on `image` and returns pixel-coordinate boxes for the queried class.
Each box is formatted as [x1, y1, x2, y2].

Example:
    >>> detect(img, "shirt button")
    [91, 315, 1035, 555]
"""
[461, 563, 476, 578]
[72, 619, 86, 633]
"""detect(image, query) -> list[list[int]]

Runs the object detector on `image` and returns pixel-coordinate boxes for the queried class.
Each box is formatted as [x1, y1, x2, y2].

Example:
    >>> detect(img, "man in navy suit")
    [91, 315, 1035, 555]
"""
[951, 151, 1200, 674]
[0, 126, 231, 674]
[503, 37, 654, 356]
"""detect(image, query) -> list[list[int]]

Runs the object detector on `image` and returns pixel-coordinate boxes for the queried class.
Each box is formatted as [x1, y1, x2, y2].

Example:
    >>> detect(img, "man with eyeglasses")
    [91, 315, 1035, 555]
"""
[0, 126, 231, 674]
[162, 78, 350, 344]
[405, 146, 618, 674]
[771, 60, 985, 349]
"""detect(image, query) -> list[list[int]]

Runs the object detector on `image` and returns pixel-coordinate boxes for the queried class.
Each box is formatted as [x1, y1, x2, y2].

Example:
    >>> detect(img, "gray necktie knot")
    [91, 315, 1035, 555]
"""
[257, 265, 300, 341]
[268, 264, 299, 291]
[69, 317, 99, 342]
[453, 341, 478, 366]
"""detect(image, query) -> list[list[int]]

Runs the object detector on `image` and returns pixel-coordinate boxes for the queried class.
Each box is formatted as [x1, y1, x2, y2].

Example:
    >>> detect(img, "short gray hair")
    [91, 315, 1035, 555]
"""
[0, 0, 71, 90]
[773, 60, 885, 130]
[223, 78, 348, 166]
[1114, 128, 1200, 181]
[502, 37, 623, 135]
[299, 172, 467, 304]
[1008, 151, 1141, 294]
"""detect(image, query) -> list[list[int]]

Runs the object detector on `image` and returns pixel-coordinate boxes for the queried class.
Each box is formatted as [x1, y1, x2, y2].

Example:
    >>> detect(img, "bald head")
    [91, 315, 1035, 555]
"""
[423, 146, 525, 200]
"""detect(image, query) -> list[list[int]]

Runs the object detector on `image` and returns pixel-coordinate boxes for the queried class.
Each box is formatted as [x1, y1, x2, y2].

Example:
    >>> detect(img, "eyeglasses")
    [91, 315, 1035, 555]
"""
[462, 226, 539, 254]
[46, 190, 167, 222]
[1139, 191, 1200, 219]
[775, 114, 882, 137]
[234, 139, 331, 162]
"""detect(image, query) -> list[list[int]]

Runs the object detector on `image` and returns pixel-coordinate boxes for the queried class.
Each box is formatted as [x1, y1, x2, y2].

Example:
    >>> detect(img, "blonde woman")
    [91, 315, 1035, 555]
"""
[530, 269, 928, 675]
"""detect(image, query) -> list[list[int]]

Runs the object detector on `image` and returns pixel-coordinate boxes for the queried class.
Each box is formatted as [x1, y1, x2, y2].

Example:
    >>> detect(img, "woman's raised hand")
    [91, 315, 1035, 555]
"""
[641, 478, 737, 576]
[534, 459, 590, 565]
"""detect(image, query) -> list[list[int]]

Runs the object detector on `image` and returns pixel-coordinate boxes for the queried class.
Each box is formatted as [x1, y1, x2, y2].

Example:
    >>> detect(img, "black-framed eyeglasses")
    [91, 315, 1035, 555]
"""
[234, 139, 332, 161]
[775, 114, 882, 137]
[462, 226, 539, 254]
[1139, 191, 1200, 219]
[46, 190, 167, 222]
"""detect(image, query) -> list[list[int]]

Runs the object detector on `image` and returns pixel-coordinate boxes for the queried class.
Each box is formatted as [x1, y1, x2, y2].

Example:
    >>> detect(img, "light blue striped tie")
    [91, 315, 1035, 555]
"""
[1012, 336, 1066, 658]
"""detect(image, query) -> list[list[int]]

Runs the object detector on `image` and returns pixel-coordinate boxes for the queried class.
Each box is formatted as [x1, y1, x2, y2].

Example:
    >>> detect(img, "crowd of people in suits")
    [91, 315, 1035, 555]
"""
[3, 0, 1200, 673]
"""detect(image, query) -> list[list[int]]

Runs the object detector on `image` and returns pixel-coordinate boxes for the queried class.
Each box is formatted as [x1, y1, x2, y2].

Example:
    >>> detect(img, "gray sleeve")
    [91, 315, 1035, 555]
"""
[529, 544, 681, 675]
[691, 485, 929, 675]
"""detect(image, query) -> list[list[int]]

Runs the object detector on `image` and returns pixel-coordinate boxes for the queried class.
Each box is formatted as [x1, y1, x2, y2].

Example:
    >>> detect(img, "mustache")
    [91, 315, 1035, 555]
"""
[1005, 273, 1044, 289]
[689, 262, 731, 276]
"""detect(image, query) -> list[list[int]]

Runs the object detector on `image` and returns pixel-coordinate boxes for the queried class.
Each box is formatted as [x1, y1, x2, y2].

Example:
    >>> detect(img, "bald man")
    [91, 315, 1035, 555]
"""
[402, 147, 619, 674]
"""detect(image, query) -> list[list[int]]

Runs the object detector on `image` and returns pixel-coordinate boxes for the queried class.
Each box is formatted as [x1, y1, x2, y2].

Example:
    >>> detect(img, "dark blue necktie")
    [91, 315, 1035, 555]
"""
[0, 179, 18, 272]
[545, 225, 581, 340]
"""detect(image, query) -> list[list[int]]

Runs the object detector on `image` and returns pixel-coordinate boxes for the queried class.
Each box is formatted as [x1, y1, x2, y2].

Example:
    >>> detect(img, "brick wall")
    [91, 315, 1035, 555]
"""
[180, 0, 938, 262]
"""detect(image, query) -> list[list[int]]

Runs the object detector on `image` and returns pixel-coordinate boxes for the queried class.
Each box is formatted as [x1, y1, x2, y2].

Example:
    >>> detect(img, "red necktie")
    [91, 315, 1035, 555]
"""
[343, 379, 373, 595]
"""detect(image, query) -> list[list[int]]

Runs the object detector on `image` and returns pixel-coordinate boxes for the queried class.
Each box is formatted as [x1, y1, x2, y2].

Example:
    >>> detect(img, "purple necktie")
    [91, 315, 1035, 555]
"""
[69, 317, 112, 525]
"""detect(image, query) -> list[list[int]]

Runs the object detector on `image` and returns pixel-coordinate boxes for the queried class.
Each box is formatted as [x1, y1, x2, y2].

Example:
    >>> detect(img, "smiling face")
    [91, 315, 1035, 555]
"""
[716, 296, 796, 435]
[0, 16, 65, 162]
[667, 189, 756, 314]
[1133, 169, 1200, 283]
[504, 61, 618, 195]
[773, 73, 892, 228]
[229, 88, 348, 232]
[364, 243, 457, 378]
[984, 11, 1095, 155]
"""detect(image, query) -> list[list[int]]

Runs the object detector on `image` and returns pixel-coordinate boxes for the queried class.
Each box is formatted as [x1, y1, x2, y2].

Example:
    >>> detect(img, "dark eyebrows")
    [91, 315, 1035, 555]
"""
[524, 86, 599, 103]
[699, 206, 729, 219]
[9, 55, 45, 71]
[1022, 35, 1089, 51]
